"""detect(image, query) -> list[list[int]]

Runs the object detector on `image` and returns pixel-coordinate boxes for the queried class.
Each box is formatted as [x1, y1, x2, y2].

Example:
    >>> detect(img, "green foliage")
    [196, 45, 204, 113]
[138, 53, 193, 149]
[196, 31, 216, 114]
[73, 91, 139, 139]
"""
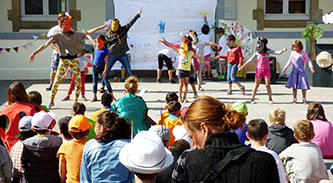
[302, 24, 323, 41]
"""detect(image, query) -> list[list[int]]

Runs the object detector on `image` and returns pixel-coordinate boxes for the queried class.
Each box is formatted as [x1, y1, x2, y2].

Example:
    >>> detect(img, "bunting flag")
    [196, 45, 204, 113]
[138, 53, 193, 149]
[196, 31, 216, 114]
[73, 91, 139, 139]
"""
[40, 33, 46, 38]
[32, 35, 38, 40]
[0, 48, 2, 53]
[13, 47, 19, 52]
[5, 48, 10, 53]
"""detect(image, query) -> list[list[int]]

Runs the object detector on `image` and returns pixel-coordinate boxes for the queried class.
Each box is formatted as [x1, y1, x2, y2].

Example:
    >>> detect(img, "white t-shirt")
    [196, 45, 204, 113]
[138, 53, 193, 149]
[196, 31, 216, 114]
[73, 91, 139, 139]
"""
[158, 49, 175, 59]
[252, 145, 287, 183]
[218, 35, 228, 57]
[47, 25, 62, 55]
[198, 33, 211, 56]
[193, 40, 205, 58]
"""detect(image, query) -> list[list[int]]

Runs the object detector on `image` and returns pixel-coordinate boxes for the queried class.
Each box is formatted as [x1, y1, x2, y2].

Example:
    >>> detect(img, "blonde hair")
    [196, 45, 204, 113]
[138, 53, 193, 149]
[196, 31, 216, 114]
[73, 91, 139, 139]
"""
[184, 96, 246, 132]
[269, 107, 286, 125]
[125, 76, 138, 94]
[294, 120, 314, 141]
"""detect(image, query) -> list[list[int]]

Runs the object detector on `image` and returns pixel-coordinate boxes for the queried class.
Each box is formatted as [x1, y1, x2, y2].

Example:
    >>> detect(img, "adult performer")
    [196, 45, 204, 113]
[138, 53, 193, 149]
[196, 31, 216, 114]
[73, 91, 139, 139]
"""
[29, 12, 107, 109]
[45, 12, 64, 91]
[100, 8, 143, 92]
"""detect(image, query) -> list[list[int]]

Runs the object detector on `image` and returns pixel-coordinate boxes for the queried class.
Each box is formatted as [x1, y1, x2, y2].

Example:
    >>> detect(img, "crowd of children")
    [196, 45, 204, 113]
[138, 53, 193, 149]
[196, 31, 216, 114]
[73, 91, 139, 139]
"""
[0, 80, 332, 183]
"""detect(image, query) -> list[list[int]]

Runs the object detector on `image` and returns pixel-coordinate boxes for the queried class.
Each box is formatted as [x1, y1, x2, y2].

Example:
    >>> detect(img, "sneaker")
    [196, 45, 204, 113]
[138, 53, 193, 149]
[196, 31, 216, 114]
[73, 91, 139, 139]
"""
[217, 75, 224, 79]
[269, 100, 274, 105]
[99, 88, 105, 93]
[182, 98, 189, 103]
[226, 90, 232, 95]
[90, 97, 97, 102]
[240, 86, 245, 95]
[203, 76, 208, 80]
[221, 75, 226, 79]
[250, 99, 256, 104]
[169, 79, 177, 84]
[46, 85, 52, 91]
[82, 96, 88, 101]
[303, 98, 307, 104]
[48, 103, 54, 109]
[292, 98, 297, 104]
[207, 76, 212, 80]
[156, 78, 161, 83]
[199, 87, 204, 91]
[120, 79, 125, 82]
[194, 94, 199, 98]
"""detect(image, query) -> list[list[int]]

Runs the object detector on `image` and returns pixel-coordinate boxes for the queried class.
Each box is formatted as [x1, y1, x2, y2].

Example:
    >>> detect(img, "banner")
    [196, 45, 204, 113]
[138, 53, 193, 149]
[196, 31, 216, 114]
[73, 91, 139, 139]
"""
[113, 0, 217, 70]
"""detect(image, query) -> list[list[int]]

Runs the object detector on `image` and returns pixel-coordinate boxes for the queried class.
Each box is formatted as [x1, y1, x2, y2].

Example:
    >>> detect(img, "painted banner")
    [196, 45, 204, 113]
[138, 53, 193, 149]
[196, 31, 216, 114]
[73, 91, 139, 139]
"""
[113, 0, 217, 70]
[218, 19, 253, 60]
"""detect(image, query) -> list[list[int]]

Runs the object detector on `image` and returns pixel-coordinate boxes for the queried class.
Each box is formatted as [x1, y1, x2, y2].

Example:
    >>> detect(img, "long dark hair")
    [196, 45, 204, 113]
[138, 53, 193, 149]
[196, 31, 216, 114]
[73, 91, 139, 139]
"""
[95, 111, 131, 143]
[306, 102, 327, 121]
[7, 81, 30, 105]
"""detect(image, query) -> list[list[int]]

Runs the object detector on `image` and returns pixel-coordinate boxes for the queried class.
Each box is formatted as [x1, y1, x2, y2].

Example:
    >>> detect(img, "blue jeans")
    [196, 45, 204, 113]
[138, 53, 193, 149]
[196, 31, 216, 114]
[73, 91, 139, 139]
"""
[93, 65, 112, 93]
[102, 54, 132, 87]
[227, 63, 238, 84]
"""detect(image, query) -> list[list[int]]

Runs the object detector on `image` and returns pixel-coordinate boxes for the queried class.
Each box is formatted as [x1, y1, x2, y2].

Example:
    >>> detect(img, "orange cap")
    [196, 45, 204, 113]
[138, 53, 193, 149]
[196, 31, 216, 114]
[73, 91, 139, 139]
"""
[68, 115, 92, 132]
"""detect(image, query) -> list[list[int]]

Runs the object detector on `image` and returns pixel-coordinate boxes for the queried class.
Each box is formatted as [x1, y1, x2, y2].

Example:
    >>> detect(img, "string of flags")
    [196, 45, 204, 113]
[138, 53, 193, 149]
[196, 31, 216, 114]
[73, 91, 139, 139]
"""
[0, 33, 46, 54]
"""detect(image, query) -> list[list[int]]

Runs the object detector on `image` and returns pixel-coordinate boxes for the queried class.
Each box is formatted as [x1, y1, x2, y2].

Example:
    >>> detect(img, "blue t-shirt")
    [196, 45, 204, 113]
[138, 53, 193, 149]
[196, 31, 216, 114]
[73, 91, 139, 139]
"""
[93, 45, 109, 65]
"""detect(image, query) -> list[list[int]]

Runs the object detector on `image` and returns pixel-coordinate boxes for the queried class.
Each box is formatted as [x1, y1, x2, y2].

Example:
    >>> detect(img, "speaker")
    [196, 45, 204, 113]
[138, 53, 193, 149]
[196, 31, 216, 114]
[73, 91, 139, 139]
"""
[261, 57, 277, 84]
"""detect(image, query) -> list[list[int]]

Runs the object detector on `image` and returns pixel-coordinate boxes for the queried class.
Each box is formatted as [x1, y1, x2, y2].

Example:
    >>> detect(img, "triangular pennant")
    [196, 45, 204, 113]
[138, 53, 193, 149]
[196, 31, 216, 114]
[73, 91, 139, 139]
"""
[5, 48, 10, 53]
[13, 46, 19, 52]
[32, 35, 38, 40]
[40, 33, 46, 38]
[0, 48, 3, 54]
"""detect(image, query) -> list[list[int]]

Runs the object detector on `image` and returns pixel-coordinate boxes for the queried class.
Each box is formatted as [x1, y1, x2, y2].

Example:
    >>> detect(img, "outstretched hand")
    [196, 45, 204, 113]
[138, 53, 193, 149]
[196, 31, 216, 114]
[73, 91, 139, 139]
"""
[238, 66, 243, 71]
[138, 8, 143, 15]
[29, 54, 35, 63]
[311, 68, 315, 73]
[158, 37, 166, 43]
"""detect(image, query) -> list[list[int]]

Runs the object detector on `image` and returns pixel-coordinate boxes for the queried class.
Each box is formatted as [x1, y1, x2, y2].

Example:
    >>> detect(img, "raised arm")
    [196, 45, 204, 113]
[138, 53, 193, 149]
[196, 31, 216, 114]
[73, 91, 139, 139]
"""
[85, 34, 96, 45]
[193, 53, 208, 65]
[124, 8, 143, 31]
[50, 42, 60, 54]
[85, 25, 108, 36]
[29, 37, 56, 63]
[159, 37, 179, 52]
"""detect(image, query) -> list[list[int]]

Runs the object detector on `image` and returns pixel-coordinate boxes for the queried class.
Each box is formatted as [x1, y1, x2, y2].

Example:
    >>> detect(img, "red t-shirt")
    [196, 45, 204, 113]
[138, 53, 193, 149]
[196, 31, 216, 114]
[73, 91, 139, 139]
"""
[221, 46, 243, 65]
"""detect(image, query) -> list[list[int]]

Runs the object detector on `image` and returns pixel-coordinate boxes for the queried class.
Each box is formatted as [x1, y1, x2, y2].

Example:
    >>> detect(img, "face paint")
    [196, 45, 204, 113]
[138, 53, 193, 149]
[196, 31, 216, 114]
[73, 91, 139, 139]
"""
[63, 15, 72, 32]
[181, 42, 189, 54]
[111, 19, 119, 32]
[227, 40, 232, 48]
[96, 37, 104, 50]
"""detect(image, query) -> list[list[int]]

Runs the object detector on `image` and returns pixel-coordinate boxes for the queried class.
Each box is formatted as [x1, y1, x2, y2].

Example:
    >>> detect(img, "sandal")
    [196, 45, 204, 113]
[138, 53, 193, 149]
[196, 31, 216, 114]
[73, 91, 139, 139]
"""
[226, 90, 232, 95]
[90, 97, 97, 102]
[62, 96, 70, 101]
[82, 96, 88, 101]
[292, 98, 297, 104]
[303, 98, 307, 104]
[240, 86, 245, 95]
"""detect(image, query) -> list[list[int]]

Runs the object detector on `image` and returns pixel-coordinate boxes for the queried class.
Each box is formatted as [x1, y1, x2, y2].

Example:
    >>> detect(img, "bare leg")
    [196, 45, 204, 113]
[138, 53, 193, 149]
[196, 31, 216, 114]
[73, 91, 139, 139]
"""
[302, 89, 307, 104]
[121, 68, 125, 80]
[197, 76, 202, 89]
[178, 78, 184, 100]
[264, 77, 273, 100]
[292, 88, 297, 104]
[167, 70, 173, 80]
[252, 78, 261, 99]
[228, 83, 232, 92]
[191, 83, 197, 96]
[50, 72, 56, 85]
[183, 77, 189, 100]
[157, 69, 162, 79]
[207, 67, 211, 77]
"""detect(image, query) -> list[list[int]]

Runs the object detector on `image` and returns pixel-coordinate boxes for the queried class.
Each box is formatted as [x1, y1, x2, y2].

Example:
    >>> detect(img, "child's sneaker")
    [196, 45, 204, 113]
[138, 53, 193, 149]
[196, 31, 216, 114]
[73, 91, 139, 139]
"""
[120, 78, 125, 82]
[303, 98, 307, 104]
[156, 78, 161, 83]
[240, 86, 245, 95]
[269, 100, 274, 105]
[46, 85, 52, 91]
[292, 98, 297, 104]
[250, 99, 256, 104]
[99, 88, 105, 93]
[226, 90, 232, 95]
[48, 103, 54, 109]
[221, 74, 226, 79]
[169, 79, 177, 84]
[194, 94, 199, 98]
[182, 98, 189, 103]
[199, 87, 204, 91]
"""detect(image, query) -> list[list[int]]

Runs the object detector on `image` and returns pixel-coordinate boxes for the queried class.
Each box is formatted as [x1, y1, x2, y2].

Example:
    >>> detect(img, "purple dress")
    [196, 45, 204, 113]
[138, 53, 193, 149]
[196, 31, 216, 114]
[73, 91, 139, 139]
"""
[283, 51, 313, 90]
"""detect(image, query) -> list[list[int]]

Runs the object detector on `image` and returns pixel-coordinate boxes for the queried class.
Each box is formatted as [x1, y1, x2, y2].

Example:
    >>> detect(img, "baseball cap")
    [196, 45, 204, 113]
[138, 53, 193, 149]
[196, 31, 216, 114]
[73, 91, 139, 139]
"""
[31, 111, 56, 131]
[119, 131, 173, 174]
[19, 116, 33, 132]
[68, 115, 92, 133]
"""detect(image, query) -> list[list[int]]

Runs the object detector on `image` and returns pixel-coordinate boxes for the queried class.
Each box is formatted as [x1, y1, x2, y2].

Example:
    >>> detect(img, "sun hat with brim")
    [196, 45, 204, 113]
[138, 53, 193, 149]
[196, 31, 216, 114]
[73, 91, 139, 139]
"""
[119, 131, 173, 174]
[19, 116, 33, 132]
[316, 51, 332, 68]
[31, 111, 56, 131]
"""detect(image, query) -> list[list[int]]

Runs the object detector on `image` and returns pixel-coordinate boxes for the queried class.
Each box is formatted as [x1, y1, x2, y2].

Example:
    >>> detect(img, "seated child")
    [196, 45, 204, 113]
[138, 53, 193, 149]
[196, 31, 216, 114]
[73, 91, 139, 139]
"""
[247, 119, 287, 183]
[90, 92, 113, 122]
[28, 90, 49, 112]
[0, 144, 12, 183]
[149, 125, 171, 147]
[119, 131, 173, 183]
[57, 115, 91, 183]
[158, 92, 179, 124]
[22, 111, 62, 183]
[229, 102, 248, 144]
[11, 116, 36, 183]
[58, 116, 73, 143]
[280, 120, 328, 183]
[72, 102, 96, 139]
[157, 101, 182, 146]
[266, 107, 298, 154]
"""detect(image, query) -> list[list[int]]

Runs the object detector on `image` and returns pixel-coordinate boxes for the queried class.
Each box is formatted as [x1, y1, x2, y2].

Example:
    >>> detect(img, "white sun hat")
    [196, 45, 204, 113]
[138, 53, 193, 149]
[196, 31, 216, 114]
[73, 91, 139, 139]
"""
[119, 131, 173, 174]
[316, 51, 332, 68]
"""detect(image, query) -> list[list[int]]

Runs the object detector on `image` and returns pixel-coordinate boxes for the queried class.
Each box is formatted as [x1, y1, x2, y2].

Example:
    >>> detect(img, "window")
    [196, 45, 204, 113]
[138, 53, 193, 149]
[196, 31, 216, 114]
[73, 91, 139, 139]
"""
[21, 0, 68, 21]
[265, 0, 310, 20]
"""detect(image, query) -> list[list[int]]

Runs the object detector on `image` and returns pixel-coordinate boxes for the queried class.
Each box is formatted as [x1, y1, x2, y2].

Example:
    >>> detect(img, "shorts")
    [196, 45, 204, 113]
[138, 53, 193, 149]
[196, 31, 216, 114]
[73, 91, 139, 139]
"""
[219, 59, 227, 65]
[121, 53, 132, 69]
[178, 69, 190, 78]
[51, 53, 60, 73]
[255, 68, 271, 78]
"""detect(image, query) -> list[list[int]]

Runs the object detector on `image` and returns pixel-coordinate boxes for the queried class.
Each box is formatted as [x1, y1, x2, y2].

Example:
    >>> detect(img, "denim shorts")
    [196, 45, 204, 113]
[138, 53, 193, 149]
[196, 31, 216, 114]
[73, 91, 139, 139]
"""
[51, 53, 60, 73]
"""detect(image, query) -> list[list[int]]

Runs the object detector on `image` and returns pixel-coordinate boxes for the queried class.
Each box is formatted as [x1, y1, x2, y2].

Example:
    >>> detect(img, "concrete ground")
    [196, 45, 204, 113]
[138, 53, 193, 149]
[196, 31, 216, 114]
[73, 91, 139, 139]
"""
[1, 76, 332, 178]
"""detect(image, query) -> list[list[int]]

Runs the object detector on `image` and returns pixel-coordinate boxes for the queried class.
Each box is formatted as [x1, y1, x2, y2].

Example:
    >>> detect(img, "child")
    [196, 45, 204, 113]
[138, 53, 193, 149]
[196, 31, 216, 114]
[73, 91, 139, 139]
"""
[280, 120, 328, 182]
[91, 92, 113, 122]
[72, 102, 96, 139]
[0, 145, 12, 183]
[58, 116, 73, 143]
[229, 101, 248, 144]
[121, 36, 134, 82]
[158, 92, 179, 124]
[266, 107, 298, 154]
[281, 40, 315, 104]
[149, 125, 171, 146]
[156, 101, 183, 146]
[156, 48, 177, 83]
[215, 35, 245, 95]
[62, 54, 92, 101]
[29, 12, 107, 108]
[22, 111, 62, 183]
[216, 27, 228, 79]
[28, 90, 49, 112]
[247, 119, 287, 183]
[80, 111, 134, 182]
[11, 116, 36, 183]
[159, 36, 208, 103]
[239, 37, 287, 104]
[57, 115, 91, 183]
[86, 34, 113, 102]
[119, 131, 173, 183]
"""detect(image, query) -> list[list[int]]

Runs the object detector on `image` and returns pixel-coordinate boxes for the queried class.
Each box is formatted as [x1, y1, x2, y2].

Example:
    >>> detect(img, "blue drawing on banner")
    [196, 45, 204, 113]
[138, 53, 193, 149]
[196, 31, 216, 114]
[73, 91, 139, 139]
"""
[158, 21, 166, 34]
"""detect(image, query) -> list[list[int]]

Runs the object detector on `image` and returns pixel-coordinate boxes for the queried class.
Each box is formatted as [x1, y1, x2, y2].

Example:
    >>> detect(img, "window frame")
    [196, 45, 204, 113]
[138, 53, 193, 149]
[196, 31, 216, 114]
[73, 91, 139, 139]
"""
[20, 0, 69, 21]
[264, 0, 310, 20]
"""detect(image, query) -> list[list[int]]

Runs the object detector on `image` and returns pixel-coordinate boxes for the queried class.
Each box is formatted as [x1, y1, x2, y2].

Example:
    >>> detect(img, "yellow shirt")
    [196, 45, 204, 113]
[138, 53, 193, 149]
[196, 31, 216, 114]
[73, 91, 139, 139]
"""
[57, 139, 89, 183]
[178, 50, 194, 71]
[90, 107, 110, 122]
